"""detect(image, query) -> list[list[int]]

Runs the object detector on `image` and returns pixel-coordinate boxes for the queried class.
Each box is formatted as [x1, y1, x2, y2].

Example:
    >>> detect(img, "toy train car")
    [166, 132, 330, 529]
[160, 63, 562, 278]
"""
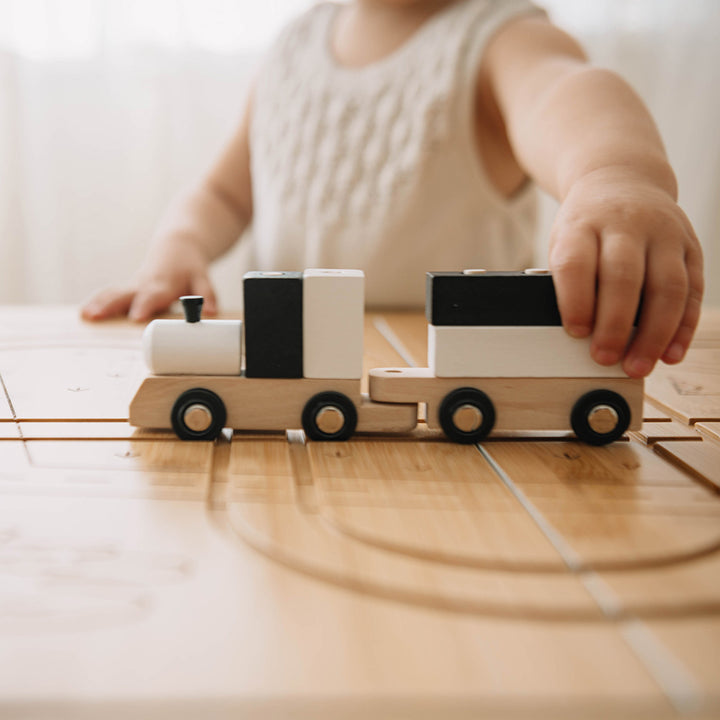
[129, 269, 644, 445]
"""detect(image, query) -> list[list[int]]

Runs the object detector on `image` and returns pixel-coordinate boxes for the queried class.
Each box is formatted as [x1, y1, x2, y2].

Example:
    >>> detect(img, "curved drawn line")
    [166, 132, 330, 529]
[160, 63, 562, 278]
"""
[308, 466, 720, 575]
[221, 496, 720, 622]
[211, 438, 720, 622]
[222, 503, 601, 622]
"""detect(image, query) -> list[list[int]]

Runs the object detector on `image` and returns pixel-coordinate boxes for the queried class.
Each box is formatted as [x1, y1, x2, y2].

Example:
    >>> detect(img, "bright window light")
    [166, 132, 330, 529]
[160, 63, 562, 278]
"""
[0, 0, 316, 59]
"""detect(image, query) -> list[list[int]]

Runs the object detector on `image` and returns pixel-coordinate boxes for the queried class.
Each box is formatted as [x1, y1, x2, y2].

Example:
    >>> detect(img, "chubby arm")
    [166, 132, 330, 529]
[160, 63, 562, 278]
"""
[480, 16, 703, 377]
[82, 88, 255, 321]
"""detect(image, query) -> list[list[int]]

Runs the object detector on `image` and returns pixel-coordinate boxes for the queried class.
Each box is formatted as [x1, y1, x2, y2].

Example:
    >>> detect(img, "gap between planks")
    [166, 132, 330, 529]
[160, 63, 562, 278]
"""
[477, 443, 705, 714]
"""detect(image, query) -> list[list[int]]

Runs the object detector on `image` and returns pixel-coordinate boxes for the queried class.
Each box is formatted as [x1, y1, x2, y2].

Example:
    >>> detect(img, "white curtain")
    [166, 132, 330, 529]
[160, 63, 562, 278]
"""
[0, 0, 314, 305]
[1, 0, 718, 307]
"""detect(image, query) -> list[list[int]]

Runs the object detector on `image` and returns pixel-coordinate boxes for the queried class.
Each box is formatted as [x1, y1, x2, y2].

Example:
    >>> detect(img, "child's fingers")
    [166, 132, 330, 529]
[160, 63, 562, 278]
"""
[81, 288, 136, 321]
[549, 228, 598, 338]
[128, 289, 178, 322]
[590, 232, 645, 368]
[190, 274, 218, 316]
[622, 247, 688, 377]
[660, 244, 704, 365]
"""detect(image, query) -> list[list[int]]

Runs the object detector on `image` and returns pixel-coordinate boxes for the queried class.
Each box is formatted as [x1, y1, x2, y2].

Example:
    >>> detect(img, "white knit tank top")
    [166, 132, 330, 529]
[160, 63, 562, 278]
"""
[249, 0, 542, 307]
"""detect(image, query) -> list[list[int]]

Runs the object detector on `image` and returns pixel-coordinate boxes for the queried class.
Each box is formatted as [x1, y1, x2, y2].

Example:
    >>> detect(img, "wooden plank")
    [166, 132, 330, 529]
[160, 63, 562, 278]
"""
[695, 422, 720, 444]
[18, 421, 176, 441]
[0, 495, 669, 716]
[643, 400, 672, 422]
[647, 619, 720, 696]
[486, 441, 720, 623]
[600, 551, 720, 617]
[631, 421, 703, 444]
[0, 439, 213, 500]
[25, 439, 211, 474]
[225, 462, 719, 715]
[223, 435, 603, 618]
[0, 346, 144, 420]
[189, 436, 682, 705]
[225, 436, 296, 505]
[484, 442, 720, 569]
[0, 305, 146, 345]
[307, 440, 568, 570]
[228, 476, 602, 621]
[645, 348, 720, 423]
[654, 441, 720, 492]
[0, 422, 21, 439]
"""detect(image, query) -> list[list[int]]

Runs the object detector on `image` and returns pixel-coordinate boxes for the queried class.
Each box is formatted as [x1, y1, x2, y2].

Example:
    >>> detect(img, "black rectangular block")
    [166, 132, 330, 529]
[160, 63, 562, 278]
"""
[426, 271, 562, 326]
[243, 271, 303, 378]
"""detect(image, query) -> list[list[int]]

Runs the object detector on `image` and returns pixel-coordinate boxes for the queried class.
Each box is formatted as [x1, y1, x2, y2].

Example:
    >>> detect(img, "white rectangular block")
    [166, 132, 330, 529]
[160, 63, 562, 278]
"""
[303, 269, 364, 379]
[428, 325, 628, 378]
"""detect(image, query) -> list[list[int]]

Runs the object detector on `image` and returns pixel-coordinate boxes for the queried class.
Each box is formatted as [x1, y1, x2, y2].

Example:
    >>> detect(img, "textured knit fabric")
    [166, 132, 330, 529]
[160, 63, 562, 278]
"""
[250, 0, 543, 307]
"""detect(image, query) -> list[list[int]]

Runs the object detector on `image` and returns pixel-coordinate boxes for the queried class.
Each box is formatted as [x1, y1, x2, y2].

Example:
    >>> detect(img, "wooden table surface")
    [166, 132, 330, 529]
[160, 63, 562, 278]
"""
[0, 306, 719, 719]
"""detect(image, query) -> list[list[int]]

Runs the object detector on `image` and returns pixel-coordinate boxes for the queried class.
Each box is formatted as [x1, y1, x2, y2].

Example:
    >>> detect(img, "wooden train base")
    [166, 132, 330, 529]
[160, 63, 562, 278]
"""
[129, 376, 417, 441]
[129, 372, 644, 445]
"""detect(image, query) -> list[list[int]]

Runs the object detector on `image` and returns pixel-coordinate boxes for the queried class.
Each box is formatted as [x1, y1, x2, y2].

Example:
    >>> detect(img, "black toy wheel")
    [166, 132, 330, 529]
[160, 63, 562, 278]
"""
[438, 387, 495, 444]
[171, 388, 227, 441]
[302, 392, 358, 441]
[571, 389, 631, 445]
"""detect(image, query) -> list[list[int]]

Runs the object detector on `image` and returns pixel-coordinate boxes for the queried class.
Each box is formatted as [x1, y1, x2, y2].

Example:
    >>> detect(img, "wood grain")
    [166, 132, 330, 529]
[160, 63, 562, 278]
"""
[484, 441, 720, 567]
[632, 421, 703, 444]
[600, 551, 720, 617]
[647, 618, 720, 695]
[695, 422, 720, 444]
[0, 439, 213, 500]
[130, 375, 418, 435]
[226, 470, 603, 620]
[654, 441, 720, 492]
[308, 439, 568, 570]
[645, 348, 720, 423]
[643, 400, 673, 422]
[0, 496, 670, 717]
[0, 346, 144, 420]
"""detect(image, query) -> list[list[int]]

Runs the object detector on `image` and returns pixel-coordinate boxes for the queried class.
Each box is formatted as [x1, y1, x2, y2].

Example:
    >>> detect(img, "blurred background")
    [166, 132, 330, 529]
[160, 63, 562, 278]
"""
[0, 0, 718, 309]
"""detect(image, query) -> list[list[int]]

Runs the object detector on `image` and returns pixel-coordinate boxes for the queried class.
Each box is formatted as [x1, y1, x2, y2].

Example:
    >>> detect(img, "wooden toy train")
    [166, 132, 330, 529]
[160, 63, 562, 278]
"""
[129, 269, 643, 445]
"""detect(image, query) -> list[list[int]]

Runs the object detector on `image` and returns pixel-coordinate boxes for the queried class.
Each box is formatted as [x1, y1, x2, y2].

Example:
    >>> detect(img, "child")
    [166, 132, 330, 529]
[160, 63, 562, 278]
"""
[81, 0, 703, 379]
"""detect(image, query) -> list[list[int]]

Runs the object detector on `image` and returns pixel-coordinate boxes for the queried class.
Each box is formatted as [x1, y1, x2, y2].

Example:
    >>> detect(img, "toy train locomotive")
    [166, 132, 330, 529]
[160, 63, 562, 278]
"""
[129, 269, 643, 445]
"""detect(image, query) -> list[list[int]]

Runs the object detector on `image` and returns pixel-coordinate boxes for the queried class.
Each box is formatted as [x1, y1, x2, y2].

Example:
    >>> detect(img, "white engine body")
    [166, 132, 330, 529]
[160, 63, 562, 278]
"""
[143, 319, 243, 376]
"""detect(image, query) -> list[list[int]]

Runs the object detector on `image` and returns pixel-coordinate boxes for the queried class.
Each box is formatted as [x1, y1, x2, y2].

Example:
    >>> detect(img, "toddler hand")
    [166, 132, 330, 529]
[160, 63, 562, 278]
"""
[81, 237, 218, 322]
[549, 167, 704, 378]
